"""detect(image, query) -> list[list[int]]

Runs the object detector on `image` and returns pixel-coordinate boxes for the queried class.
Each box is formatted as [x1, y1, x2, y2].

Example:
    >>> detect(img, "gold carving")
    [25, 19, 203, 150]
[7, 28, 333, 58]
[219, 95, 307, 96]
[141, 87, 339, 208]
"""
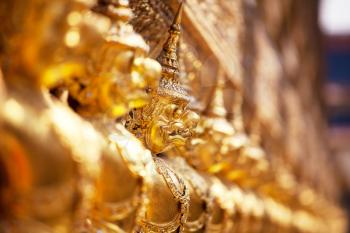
[49, 0, 162, 119]
[0, 0, 347, 233]
[125, 2, 200, 154]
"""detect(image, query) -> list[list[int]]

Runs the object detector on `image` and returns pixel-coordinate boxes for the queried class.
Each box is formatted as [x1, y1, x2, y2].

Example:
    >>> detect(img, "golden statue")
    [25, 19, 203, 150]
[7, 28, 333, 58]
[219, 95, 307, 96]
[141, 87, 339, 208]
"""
[0, 0, 161, 232]
[0, 0, 103, 231]
[46, 1, 193, 233]
[0, 0, 347, 233]
[49, 0, 162, 119]
[125, 2, 200, 155]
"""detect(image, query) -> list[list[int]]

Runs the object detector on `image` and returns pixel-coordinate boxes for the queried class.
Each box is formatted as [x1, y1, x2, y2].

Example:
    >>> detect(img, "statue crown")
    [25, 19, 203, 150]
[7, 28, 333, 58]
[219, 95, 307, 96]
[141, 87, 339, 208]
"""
[156, 2, 190, 103]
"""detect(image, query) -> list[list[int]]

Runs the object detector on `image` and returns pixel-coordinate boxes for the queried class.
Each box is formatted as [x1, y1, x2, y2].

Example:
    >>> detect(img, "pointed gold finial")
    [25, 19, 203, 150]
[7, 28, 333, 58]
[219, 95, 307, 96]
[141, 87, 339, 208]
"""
[173, 1, 184, 30]
[92, 0, 149, 52]
[156, 2, 190, 103]
[157, 1, 184, 82]
[206, 68, 227, 118]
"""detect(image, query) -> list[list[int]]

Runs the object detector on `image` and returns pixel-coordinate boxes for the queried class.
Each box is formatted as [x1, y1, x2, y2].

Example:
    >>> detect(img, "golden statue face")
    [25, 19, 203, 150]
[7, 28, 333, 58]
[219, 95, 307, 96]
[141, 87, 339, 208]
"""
[126, 99, 200, 154]
[147, 103, 197, 153]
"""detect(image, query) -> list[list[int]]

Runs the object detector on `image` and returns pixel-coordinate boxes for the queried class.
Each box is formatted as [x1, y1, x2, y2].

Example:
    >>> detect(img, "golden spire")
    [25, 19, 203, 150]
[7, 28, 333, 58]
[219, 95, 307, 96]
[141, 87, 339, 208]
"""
[156, 2, 190, 103]
[92, 0, 149, 52]
[206, 68, 227, 118]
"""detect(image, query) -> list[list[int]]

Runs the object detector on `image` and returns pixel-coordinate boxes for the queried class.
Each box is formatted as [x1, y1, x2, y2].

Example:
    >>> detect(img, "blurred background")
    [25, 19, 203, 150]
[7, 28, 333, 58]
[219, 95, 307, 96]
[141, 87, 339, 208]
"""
[320, 0, 350, 229]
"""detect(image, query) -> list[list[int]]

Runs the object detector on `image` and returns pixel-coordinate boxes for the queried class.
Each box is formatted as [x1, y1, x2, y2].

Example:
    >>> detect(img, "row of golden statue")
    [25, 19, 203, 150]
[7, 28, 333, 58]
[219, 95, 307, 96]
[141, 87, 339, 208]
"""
[0, 0, 346, 232]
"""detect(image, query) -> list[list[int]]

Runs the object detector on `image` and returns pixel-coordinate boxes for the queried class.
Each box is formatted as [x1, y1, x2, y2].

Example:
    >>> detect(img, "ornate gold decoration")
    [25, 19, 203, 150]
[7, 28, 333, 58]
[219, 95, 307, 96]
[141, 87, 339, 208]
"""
[49, 0, 162, 119]
[0, 1, 104, 231]
[181, 70, 235, 171]
[140, 157, 190, 233]
[168, 157, 210, 232]
[97, 123, 153, 232]
[125, 2, 200, 154]
[0, 0, 347, 233]
[0, 1, 157, 232]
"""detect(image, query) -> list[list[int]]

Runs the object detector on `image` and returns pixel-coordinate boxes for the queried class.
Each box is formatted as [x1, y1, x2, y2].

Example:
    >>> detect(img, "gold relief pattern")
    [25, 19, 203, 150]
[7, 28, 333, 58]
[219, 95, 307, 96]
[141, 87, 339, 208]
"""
[140, 157, 190, 233]
[167, 157, 210, 232]
[129, 0, 171, 48]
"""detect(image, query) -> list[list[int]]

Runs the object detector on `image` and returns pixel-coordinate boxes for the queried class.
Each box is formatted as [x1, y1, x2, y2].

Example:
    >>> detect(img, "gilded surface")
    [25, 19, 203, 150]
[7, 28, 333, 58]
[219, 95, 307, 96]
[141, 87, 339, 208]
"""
[0, 0, 347, 233]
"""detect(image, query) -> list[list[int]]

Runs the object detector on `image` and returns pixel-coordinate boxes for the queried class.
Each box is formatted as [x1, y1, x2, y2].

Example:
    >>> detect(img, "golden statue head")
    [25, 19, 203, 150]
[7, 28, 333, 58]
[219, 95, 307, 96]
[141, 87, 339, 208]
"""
[0, 0, 161, 118]
[0, 0, 110, 88]
[76, 0, 162, 117]
[125, 2, 200, 154]
[181, 72, 236, 170]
